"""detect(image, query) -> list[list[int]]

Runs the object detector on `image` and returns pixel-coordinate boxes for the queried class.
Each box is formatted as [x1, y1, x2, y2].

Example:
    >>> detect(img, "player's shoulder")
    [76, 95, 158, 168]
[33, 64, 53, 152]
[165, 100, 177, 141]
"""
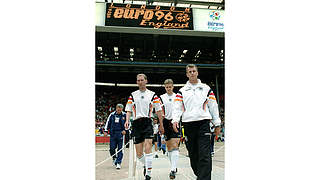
[131, 90, 140, 95]
[146, 89, 155, 94]
[146, 89, 158, 98]
[160, 93, 167, 98]
[200, 83, 211, 90]
[179, 85, 187, 93]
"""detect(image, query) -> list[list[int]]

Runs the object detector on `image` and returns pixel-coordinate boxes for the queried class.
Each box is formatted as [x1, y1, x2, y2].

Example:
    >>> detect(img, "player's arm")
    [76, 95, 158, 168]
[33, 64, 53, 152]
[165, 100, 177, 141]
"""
[125, 111, 131, 130]
[207, 89, 221, 136]
[172, 91, 184, 133]
[153, 95, 164, 134]
[124, 95, 133, 130]
[156, 110, 164, 134]
[105, 113, 112, 134]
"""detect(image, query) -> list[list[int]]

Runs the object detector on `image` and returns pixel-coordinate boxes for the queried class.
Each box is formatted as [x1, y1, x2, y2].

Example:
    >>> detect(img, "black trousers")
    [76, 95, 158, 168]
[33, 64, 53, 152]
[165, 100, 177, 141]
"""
[184, 119, 212, 180]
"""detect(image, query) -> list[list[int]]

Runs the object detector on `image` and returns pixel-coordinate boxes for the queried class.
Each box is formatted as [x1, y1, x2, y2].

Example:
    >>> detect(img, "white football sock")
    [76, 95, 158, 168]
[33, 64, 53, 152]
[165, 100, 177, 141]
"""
[171, 149, 179, 171]
[168, 150, 172, 163]
[137, 153, 145, 166]
[145, 153, 153, 176]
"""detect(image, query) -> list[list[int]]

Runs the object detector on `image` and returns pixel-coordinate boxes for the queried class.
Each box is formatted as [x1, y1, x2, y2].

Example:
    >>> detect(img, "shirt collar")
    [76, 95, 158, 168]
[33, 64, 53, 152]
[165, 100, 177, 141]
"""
[186, 79, 202, 88]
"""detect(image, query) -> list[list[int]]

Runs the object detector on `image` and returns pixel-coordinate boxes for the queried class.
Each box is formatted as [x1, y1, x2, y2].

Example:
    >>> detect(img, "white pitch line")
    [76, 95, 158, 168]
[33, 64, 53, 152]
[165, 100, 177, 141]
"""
[96, 141, 130, 167]
[95, 158, 108, 167]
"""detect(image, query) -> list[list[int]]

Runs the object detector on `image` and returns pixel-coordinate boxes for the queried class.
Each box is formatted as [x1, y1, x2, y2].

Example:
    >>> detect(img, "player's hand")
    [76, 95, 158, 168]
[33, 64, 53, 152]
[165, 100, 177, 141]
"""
[172, 122, 179, 133]
[121, 130, 126, 135]
[159, 124, 164, 135]
[214, 126, 221, 136]
[124, 121, 129, 130]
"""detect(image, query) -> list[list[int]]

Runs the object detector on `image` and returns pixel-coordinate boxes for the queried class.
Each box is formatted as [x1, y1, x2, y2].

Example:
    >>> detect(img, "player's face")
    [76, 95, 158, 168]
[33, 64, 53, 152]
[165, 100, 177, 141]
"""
[116, 107, 123, 114]
[136, 75, 147, 88]
[165, 84, 174, 94]
[186, 67, 198, 81]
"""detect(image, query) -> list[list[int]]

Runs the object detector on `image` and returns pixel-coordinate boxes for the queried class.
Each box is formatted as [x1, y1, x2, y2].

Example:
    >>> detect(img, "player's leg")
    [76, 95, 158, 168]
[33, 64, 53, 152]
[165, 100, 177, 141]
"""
[143, 118, 154, 179]
[115, 133, 123, 168]
[197, 120, 212, 180]
[167, 138, 180, 166]
[109, 135, 117, 166]
[153, 136, 158, 158]
[132, 119, 146, 173]
[144, 138, 153, 178]
[165, 119, 181, 179]
[135, 141, 144, 163]
[184, 122, 199, 177]
[167, 129, 181, 179]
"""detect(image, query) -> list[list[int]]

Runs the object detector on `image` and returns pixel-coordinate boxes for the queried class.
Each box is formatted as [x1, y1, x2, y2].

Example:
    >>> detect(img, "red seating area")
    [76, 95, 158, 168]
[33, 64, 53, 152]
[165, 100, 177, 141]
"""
[96, 136, 110, 143]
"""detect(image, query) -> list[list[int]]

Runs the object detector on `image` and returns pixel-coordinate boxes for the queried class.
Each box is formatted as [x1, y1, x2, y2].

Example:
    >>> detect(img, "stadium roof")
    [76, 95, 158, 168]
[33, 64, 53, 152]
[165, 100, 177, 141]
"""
[97, 0, 224, 10]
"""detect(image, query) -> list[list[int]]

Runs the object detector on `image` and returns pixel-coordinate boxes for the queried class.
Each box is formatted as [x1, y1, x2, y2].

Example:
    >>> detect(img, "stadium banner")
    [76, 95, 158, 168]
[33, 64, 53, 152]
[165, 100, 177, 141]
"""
[192, 8, 224, 32]
[105, 3, 193, 30]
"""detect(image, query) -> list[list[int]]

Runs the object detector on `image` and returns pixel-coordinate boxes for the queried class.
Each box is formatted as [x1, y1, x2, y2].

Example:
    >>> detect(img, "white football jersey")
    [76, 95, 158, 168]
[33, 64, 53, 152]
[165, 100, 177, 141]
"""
[125, 89, 162, 120]
[160, 93, 176, 120]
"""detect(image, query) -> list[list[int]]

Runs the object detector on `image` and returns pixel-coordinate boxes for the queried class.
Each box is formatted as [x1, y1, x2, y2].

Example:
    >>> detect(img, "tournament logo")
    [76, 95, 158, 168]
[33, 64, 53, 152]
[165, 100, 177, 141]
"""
[209, 10, 221, 21]
[207, 10, 224, 32]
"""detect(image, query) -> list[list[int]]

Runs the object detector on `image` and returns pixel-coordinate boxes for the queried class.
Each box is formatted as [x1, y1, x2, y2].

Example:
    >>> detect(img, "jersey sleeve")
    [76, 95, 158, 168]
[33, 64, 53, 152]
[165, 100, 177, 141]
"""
[152, 95, 162, 112]
[125, 95, 133, 112]
[172, 91, 184, 123]
[105, 113, 112, 131]
[207, 89, 221, 126]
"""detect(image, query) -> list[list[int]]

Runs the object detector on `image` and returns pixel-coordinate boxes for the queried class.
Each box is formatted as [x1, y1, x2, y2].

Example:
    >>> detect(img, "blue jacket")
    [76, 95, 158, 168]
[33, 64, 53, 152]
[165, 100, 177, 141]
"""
[105, 111, 126, 136]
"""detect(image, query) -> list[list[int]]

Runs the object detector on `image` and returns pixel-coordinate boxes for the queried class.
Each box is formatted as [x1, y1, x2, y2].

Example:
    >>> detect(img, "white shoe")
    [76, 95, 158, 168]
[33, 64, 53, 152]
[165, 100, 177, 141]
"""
[116, 164, 121, 169]
[112, 159, 116, 166]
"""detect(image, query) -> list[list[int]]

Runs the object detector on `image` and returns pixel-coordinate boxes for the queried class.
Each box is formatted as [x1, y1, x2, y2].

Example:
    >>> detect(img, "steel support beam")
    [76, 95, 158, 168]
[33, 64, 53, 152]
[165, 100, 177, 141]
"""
[96, 26, 224, 38]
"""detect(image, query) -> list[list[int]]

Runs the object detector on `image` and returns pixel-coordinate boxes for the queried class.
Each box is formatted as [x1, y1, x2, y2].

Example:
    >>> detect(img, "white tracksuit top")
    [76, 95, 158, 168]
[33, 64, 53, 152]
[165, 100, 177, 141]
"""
[172, 79, 221, 126]
[160, 93, 176, 120]
[125, 89, 162, 120]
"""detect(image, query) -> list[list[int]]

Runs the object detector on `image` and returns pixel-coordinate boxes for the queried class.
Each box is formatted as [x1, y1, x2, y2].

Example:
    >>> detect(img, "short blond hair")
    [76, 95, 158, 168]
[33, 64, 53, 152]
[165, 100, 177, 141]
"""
[186, 64, 198, 72]
[164, 79, 173, 85]
[136, 73, 147, 80]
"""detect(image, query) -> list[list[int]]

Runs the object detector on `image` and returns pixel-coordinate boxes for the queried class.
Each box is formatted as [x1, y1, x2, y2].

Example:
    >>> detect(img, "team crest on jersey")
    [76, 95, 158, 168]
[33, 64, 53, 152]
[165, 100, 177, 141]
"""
[198, 87, 203, 91]
[169, 99, 172, 102]
[141, 96, 144, 99]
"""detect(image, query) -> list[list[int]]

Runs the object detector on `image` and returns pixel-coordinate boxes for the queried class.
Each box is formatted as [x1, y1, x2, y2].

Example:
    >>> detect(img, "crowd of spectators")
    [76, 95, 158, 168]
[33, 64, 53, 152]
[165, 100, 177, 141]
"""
[95, 87, 135, 136]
